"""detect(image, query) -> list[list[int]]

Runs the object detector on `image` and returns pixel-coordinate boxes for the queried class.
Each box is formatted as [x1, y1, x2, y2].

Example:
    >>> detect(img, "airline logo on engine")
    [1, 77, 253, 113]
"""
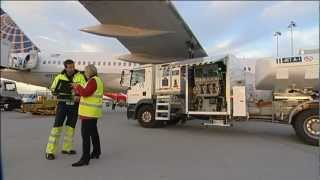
[303, 56, 313, 62]
[276, 56, 302, 64]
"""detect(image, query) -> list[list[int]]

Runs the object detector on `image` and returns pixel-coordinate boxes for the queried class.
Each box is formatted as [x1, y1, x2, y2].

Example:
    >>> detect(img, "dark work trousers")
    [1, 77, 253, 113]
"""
[53, 102, 79, 128]
[81, 118, 101, 160]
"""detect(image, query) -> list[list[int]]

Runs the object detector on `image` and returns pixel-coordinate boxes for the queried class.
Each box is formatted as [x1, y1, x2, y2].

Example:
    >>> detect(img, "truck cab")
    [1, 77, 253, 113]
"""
[120, 64, 159, 126]
[0, 80, 22, 111]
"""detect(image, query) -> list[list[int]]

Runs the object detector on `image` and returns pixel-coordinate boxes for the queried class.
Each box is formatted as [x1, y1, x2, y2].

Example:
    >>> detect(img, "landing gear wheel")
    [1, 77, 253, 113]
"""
[294, 109, 319, 146]
[137, 105, 163, 128]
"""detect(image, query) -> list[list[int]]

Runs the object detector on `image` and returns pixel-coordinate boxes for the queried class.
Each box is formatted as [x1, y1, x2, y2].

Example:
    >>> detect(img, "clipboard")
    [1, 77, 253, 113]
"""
[54, 79, 72, 95]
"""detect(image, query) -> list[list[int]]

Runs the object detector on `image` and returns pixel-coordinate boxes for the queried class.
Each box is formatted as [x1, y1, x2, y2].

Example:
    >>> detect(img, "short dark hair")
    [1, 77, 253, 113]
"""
[63, 59, 74, 68]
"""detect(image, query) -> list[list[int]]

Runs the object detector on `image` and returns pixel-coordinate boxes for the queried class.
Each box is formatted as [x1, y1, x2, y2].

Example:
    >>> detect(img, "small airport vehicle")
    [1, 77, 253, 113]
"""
[121, 53, 319, 145]
[0, 80, 22, 111]
[21, 96, 57, 115]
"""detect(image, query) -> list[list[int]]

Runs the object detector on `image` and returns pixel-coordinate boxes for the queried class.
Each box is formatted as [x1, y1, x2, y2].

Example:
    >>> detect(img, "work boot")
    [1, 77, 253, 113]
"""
[45, 153, 55, 160]
[90, 152, 100, 159]
[72, 157, 90, 167]
[61, 150, 77, 155]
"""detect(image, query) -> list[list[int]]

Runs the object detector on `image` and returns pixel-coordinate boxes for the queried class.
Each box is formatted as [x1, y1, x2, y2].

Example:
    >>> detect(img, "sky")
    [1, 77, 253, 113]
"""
[1, 1, 319, 59]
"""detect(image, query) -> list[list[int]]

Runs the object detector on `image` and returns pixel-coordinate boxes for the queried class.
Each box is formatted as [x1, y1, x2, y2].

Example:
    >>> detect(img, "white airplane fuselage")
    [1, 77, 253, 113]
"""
[1, 52, 139, 92]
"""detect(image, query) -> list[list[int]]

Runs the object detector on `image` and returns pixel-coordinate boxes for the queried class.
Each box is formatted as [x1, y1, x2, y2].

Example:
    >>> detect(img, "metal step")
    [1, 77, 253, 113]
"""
[156, 110, 170, 113]
[155, 117, 170, 120]
[156, 95, 171, 99]
[156, 103, 169, 106]
[202, 120, 232, 127]
[155, 95, 171, 121]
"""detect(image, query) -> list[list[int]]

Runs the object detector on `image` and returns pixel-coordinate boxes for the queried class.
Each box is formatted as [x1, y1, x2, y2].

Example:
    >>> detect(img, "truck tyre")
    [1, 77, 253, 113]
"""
[293, 108, 319, 146]
[137, 105, 163, 128]
[4, 103, 13, 111]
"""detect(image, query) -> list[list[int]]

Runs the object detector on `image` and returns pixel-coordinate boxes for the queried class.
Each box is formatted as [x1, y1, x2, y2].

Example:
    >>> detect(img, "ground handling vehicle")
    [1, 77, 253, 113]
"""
[120, 53, 319, 146]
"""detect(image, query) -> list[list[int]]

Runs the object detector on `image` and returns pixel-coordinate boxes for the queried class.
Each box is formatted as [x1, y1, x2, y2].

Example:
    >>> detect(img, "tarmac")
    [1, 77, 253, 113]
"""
[1, 107, 319, 180]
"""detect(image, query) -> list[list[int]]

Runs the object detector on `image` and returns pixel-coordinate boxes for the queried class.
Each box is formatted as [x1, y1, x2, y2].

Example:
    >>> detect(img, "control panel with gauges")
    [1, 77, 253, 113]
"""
[189, 62, 227, 112]
[155, 64, 185, 94]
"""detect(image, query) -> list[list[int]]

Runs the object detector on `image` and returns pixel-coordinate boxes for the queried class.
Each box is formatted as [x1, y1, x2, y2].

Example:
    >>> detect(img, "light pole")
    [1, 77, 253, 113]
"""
[288, 21, 296, 56]
[274, 31, 282, 57]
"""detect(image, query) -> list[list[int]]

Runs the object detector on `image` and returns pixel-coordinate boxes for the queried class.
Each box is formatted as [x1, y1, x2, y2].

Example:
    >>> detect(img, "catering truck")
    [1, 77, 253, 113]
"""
[0, 40, 22, 110]
[0, 80, 22, 111]
[120, 53, 319, 145]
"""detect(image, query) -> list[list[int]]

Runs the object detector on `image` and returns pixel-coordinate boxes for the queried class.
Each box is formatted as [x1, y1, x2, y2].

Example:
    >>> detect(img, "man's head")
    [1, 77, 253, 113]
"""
[63, 59, 75, 76]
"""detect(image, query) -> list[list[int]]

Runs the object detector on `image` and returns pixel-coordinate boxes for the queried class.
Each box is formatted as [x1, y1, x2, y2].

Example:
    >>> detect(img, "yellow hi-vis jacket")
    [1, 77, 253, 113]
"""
[79, 76, 104, 118]
[50, 70, 86, 101]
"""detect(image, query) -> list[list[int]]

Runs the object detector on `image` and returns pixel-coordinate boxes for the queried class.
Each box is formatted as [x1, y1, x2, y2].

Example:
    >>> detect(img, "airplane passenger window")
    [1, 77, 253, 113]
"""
[98, 62, 101, 66]
[53, 60, 56, 64]
[58, 61, 61, 65]
[83, 61, 85, 65]
[118, 62, 121, 66]
[48, 61, 51, 64]
[113, 62, 116, 66]
[129, 63, 131, 67]
[43, 60, 46, 64]
[103, 62, 106, 66]
[88, 61, 91, 65]
[108, 62, 111, 66]
[123, 62, 126, 66]
[93, 61, 96, 65]
[78, 61, 81, 65]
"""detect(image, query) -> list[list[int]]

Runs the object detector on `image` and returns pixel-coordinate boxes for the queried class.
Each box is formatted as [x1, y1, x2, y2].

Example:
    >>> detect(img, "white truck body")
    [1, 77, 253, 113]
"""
[121, 53, 319, 145]
[1, 39, 12, 68]
[0, 39, 39, 70]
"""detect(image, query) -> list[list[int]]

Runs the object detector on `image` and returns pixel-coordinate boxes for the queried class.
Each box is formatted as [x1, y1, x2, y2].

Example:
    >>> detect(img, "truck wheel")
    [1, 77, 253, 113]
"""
[4, 104, 13, 111]
[294, 109, 319, 146]
[137, 105, 163, 128]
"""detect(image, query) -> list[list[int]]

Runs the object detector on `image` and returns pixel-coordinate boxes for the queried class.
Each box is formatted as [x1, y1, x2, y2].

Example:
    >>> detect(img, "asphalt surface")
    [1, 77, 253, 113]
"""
[1, 108, 319, 180]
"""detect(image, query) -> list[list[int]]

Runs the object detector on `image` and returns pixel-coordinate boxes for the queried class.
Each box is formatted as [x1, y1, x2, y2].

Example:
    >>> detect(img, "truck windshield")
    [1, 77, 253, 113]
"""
[130, 69, 145, 86]
[195, 68, 202, 77]
[4, 82, 16, 91]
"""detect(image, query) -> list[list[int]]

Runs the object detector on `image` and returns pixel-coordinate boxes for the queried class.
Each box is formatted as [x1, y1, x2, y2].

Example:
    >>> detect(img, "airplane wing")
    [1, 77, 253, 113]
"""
[79, 1, 207, 63]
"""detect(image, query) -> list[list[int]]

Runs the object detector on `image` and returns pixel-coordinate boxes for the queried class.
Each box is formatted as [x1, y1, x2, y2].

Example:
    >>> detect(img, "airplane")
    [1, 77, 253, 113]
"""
[1, 0, 209, 86]
[0, 8, 140, 94]
[1, 1, 242, 94]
